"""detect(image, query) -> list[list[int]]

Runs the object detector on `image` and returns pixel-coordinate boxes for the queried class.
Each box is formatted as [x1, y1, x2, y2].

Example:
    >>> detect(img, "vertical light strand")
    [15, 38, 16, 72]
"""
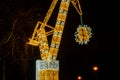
[48, 0, 71, 60]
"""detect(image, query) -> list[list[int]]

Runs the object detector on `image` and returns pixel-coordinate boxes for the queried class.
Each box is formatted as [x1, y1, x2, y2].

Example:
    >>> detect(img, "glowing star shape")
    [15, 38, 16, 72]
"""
[74, 25, 92, 45]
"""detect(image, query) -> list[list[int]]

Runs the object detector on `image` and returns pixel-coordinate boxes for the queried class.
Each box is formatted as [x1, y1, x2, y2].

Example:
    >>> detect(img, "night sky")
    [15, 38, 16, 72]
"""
[0, 0, 119, 80]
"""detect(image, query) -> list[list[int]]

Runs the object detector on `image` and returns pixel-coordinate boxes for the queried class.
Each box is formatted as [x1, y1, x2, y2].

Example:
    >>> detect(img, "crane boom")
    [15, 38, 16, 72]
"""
[28, 0, 58, 46]
[48, 0, 71, 60]
[47, 0, 83, 60]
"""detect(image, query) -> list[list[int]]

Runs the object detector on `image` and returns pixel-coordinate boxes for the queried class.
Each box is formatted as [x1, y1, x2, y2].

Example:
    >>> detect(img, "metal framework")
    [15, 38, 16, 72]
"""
[27, 0, 91, 80]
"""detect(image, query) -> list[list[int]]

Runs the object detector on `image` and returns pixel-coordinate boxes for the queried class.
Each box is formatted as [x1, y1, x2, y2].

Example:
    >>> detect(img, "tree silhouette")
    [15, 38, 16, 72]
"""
[0, 5, 44, 80]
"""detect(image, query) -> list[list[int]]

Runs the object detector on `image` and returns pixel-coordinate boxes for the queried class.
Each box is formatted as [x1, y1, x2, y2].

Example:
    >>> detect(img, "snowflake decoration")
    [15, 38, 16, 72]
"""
[74, 25, 92, 45]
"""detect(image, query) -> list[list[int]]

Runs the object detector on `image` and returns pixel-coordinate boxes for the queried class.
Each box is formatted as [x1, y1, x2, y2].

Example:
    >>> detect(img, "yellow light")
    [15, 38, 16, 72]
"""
[78, 76, 82, 80]
[93, 66, 98, 71]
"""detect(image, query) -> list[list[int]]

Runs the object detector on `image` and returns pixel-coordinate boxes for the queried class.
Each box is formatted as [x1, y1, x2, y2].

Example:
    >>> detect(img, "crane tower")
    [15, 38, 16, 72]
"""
[27, 0, 92, 80]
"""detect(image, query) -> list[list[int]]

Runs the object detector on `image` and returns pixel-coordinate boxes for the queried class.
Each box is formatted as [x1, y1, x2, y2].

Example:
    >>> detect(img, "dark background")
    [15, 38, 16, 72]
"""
[0, 0, 119, 80]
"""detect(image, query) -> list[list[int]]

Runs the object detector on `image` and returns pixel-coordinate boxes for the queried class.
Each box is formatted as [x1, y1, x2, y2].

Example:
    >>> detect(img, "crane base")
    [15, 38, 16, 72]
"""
[36, 60, 59, 80]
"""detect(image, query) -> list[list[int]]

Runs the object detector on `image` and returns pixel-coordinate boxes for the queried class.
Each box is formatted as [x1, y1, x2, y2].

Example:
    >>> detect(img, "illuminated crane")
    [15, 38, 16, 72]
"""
[27, 0, 92, 80]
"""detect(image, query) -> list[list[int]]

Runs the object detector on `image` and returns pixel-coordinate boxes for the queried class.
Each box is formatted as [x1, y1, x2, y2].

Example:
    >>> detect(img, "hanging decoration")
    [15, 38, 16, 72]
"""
[74, 25, 92, 45]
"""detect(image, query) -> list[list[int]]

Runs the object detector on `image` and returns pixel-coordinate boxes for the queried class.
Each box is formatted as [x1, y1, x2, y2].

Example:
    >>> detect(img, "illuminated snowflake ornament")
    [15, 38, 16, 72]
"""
[74, 25, 92, 45]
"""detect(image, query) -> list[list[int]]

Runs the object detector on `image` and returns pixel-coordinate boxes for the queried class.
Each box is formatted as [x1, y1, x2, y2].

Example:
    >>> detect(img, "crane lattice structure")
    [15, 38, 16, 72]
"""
[27, 0, 92, 80]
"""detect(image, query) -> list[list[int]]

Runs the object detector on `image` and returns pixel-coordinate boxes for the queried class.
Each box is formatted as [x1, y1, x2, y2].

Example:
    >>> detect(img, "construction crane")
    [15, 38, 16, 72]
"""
[27, 0, 92, 80]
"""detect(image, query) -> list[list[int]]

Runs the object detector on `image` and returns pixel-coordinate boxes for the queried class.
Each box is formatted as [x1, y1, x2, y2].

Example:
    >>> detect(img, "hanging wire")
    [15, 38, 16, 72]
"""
[80, 15, 83, 26]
